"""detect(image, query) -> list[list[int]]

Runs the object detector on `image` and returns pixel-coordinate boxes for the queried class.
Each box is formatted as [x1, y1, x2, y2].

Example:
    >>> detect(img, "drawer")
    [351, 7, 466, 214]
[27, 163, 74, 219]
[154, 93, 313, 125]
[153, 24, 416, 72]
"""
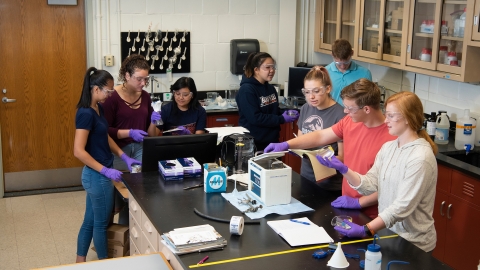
[141, 210, 159, 251]
[129, 212, 142, 250]
[129, 237, 141, 256]
[129, 194, 142, 225]
[158, 238, 183, 270]
[451, 170, 480, 207]
[141, 231, 158, 254]
[437, 164, 452, 193]
[207, 114, 239, 127]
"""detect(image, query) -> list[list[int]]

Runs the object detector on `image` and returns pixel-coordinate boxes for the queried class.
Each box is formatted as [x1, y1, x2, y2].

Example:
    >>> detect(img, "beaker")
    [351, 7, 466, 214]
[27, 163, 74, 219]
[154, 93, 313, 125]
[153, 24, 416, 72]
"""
[235, 136, 245, 174]
[331, 215, 353, 229]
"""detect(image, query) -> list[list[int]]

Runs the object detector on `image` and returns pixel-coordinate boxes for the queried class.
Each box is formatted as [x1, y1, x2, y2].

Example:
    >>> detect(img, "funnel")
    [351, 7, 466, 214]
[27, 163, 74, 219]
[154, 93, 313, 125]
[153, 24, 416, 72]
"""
[327, 242, 349, 268]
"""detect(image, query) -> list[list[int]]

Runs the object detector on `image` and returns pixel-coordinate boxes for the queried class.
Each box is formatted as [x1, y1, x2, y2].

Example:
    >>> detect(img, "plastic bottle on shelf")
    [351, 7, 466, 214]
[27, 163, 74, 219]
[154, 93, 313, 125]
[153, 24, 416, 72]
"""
[420, 20, 427, 33]
[420, 48, 432, 62]
[459, 8, 466, 38]
[439, 46, 448, 64]
[447, 51, 457, 65]
[441, 20, 448, 35]
[455, 109, 476, 151]
[435, 112, 450, 145]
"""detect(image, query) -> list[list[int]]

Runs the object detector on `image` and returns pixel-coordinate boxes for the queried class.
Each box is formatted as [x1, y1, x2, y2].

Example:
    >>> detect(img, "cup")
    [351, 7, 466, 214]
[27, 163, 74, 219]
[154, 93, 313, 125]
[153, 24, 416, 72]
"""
[131, 164, 142, 173]
[206, 92, 218, 103]
[154, 118, 164, 130]
[291, 96, 298, 108]
[331, 215, 353, 229]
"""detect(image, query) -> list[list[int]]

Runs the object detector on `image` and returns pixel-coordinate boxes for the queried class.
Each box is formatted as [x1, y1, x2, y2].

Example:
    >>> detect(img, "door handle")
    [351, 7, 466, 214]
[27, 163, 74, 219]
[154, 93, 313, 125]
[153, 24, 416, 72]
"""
[447, 204, 452, 219]
[2, 97, 16, 103]
[440, 201, 445, 216]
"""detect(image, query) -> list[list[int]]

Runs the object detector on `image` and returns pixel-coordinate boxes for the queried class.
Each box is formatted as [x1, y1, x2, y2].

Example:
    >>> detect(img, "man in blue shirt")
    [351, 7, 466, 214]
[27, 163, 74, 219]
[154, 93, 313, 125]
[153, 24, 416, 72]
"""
[326, 39, 372, 106]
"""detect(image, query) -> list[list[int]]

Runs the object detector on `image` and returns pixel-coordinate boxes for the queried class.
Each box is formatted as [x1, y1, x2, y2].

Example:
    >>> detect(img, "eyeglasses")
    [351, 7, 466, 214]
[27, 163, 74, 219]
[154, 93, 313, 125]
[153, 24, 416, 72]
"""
[343, 105, 364, 114]
[384, 111, 403, 122]
[260, 64, 277, 71]
[173, 91, 192, 98]
[333, 58, 352, 67]
[102, 88, 115, 95]
[301, 87, 326, 96]
[131, 74, 150, 85]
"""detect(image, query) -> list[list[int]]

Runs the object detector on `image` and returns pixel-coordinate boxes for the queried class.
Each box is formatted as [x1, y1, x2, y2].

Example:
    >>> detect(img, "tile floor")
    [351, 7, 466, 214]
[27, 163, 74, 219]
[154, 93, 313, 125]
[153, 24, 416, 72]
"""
[0, 190, 105, 269]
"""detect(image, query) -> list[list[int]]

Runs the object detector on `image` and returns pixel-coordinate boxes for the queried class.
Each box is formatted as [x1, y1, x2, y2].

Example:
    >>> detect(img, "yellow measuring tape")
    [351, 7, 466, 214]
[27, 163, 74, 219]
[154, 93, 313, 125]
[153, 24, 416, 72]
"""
[189, 234, 398, 268]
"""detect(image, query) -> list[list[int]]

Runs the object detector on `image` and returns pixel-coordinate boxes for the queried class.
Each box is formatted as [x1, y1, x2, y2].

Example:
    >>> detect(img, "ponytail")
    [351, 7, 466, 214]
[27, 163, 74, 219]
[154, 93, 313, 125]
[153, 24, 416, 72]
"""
[304, 65, 333, 98]
[76, 67, 113, 108]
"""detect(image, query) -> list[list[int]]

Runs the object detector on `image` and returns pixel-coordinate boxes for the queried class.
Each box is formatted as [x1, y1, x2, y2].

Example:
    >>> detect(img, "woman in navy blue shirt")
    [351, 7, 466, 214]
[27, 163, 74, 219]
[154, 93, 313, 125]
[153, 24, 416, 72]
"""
[160, 77, 206, 136]
[74, 67, 140, 262]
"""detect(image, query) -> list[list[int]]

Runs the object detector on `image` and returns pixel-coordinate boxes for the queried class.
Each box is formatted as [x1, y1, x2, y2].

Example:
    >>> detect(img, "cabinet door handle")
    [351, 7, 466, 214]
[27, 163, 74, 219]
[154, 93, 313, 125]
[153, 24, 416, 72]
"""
[215, 118, 228, 122]
[474, 15, 479, 26]
[440, 201, 445, 216]
[447, 204, 452, 219]
[224, 124, 233, 127]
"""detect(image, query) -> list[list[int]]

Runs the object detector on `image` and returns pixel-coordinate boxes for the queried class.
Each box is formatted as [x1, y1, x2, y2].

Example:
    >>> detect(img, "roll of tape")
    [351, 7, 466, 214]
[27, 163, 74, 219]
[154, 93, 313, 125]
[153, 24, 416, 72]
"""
[230, 216, 244, 235]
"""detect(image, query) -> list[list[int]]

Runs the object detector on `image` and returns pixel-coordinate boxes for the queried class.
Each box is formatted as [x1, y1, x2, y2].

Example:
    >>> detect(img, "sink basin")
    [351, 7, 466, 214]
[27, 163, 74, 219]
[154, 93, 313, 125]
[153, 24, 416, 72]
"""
[443, 152, 480, 168]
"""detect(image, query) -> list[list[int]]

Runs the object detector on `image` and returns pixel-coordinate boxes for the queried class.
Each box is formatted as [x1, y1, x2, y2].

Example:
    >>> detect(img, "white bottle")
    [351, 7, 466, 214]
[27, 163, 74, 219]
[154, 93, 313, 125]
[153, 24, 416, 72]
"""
[365, 243, 382, 270]
[455, 109, 476, 150]
[435, 112, 450, 145]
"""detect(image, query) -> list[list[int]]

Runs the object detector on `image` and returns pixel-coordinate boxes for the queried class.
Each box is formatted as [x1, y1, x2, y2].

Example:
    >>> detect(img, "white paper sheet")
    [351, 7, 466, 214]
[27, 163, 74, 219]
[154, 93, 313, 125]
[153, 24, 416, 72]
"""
[267, 217, 334, 246]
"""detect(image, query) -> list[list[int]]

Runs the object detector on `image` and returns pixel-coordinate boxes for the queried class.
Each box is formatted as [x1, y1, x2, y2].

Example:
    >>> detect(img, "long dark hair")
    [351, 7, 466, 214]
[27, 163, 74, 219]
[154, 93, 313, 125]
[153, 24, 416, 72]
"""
[244, 52, 274, 78]
[169, 77, 200, 115]
[76, 67, 114, 108]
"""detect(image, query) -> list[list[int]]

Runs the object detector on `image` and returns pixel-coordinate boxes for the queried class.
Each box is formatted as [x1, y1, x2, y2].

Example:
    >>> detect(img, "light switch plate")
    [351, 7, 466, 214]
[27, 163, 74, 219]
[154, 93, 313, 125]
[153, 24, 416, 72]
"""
[104, 55, 114, 67]
[163, 93, 172, 101]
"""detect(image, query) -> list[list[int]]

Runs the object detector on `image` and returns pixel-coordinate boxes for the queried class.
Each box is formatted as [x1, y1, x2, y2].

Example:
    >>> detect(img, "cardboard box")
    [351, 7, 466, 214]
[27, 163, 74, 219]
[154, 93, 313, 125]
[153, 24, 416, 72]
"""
[91, 238, 130, 258]
[159, 159, 184, 180]
[177, 157, 202, 178]
[390, 36, 402, 56]
[391, 8, 403, 30]
[107, 224, 129, 245]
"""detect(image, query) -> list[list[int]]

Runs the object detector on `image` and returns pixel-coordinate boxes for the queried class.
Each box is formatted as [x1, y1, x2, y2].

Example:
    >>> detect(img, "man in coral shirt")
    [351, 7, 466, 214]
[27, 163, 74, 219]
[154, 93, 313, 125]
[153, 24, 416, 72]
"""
[264, 79, 395, 219]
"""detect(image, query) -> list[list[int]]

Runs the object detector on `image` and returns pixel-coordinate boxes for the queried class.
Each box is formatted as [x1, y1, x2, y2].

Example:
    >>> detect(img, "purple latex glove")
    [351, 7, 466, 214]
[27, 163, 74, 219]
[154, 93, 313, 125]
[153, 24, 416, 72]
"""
[120, 153, 142, 171]
[331, 196, 362, 209]
[264, 142, 289, 153]
[316, 155, 348, 174]
[150, 111, 161, 124]
[129, 129, 148, 142]
[334, 220, 366, 238]
[176, 126, 192, 135]
[100, 167, 123, 182]
[282, 110, 299, 123]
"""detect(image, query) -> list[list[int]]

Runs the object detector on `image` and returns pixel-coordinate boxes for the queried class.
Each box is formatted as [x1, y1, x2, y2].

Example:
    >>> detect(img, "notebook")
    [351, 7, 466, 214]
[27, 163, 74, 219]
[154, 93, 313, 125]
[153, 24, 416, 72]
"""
[267, 217, 334, 247]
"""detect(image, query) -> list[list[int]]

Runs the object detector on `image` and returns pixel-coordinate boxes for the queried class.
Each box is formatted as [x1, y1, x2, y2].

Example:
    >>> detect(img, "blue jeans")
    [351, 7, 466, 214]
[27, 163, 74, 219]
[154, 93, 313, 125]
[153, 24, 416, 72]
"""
[77, 166, 114, 259]
[113, 142, 143, 225]
[113, 142, 143, 171]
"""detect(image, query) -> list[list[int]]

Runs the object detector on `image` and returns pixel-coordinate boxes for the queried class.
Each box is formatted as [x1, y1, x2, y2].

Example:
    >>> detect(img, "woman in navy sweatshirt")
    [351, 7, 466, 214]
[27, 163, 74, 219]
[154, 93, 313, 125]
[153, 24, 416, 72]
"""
[236, 52, 298, 151]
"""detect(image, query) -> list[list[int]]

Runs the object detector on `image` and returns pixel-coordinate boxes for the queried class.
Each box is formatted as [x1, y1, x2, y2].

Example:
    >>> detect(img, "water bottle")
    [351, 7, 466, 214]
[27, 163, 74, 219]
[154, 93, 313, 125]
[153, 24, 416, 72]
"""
[455, 109, 476, 151]
[435, 112, 450, 145]
[365, 240, 382, 270]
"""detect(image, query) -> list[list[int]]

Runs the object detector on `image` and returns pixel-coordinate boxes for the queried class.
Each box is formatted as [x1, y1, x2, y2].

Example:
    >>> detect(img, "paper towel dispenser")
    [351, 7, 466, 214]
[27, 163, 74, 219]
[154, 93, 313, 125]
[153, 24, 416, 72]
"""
[230, 39, 260, 75]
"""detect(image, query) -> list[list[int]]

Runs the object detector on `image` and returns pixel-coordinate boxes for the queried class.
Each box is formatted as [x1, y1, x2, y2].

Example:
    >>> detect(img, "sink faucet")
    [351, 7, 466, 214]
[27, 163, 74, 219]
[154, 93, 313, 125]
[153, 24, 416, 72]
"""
[375, 83, 386, 110]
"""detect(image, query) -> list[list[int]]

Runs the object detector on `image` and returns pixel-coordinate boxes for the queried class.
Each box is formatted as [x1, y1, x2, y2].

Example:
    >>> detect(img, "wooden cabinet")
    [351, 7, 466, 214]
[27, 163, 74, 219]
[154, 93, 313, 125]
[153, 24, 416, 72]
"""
[472, 0, 480, 40]
[280, 120, 301, 174]
[357, 0, 409, 64]
[206, 113, 239, 128]
[314, 0, 480, 82]
[314, 0, 360, 53]
[432, 164, 480, 269]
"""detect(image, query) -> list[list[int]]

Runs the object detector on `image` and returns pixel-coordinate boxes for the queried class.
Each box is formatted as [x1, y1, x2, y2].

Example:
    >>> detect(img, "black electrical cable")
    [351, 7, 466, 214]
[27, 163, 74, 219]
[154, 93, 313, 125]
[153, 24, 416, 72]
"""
[193, 208, 260, 224]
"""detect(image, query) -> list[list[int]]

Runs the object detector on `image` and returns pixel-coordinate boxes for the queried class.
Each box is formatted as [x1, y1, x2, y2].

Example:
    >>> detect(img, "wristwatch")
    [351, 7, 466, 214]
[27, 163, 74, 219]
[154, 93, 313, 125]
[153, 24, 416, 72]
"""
[364, 225, 373, 236]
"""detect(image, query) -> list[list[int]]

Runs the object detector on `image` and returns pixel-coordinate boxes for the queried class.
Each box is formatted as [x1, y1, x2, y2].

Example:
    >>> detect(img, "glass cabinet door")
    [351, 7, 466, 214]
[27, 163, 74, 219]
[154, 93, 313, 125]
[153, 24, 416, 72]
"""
[382, 0, 406, 63]
[341, 0, 357, 50]
[358, 0, 384, 58]
[473, 0, 480, 40]
[406, 0, 441, 70]
[320, 0, 340, 50]
[436, 0, 466, 74]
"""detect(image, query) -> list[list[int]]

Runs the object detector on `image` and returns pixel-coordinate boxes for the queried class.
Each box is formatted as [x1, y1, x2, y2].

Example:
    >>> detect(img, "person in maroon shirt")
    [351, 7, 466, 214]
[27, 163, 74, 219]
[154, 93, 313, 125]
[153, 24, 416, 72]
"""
[103, 54, 159, 170]
[103, 54, 160, 224]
